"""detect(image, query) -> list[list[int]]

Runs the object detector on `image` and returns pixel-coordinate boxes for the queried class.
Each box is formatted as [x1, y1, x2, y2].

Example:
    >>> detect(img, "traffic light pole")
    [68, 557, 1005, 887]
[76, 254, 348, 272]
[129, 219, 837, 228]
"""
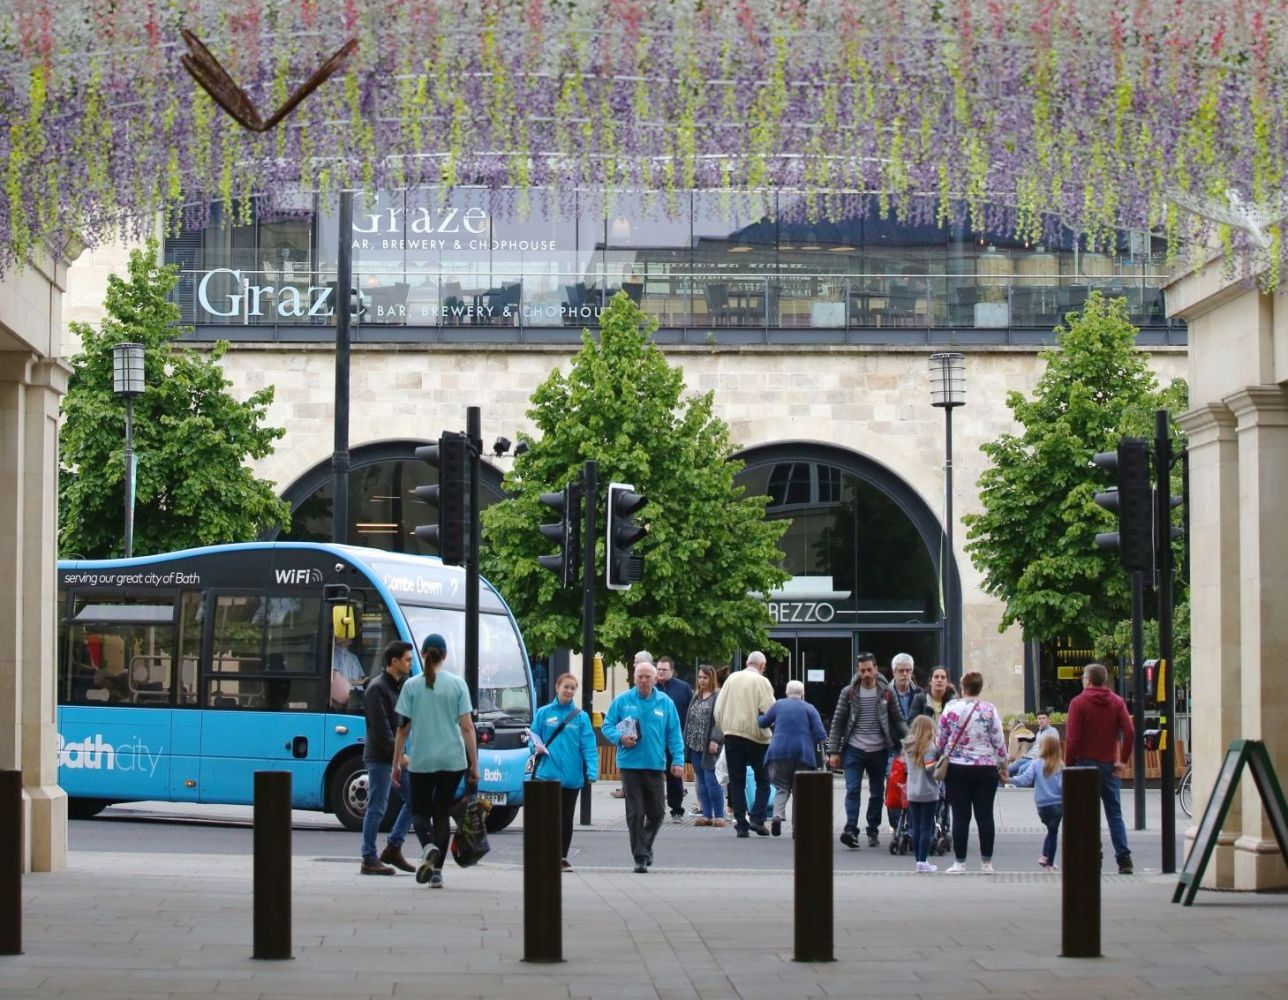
[580, 460, 597, 826]
[1156, 409, 1176, 874]
[466, 406, 481, 715]
[1131, 570, 1146, 831]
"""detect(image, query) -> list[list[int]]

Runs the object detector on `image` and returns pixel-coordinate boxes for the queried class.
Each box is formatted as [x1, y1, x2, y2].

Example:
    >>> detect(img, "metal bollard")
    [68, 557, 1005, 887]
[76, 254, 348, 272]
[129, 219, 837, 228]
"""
[1061, 766, 1101, 958]
[523, 779, 563, 963]
[252, 771, 292, 960]
[793, 770, 834, 963]
[0, 770, 21, 955]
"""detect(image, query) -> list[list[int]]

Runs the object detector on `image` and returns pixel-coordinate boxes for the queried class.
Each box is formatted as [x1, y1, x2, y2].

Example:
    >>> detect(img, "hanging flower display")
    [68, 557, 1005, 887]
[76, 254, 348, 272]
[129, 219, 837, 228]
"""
[1, 0, 1285, 283]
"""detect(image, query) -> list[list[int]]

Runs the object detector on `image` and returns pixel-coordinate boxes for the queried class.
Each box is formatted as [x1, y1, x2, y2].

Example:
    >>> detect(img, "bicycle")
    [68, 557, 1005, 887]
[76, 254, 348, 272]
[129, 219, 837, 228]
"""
[1178, 752, 1193, 818]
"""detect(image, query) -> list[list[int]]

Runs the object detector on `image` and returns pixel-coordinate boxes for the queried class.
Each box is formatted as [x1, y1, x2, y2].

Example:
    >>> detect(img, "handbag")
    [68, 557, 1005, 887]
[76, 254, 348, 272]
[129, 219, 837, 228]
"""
[525, 708, 581, 778]
[932, 701, 979, 781]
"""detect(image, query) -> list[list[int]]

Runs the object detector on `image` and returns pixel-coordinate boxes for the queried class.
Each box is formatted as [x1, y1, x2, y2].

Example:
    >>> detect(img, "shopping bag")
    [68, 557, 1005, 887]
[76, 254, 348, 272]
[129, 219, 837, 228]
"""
[450, 793, 493, 867]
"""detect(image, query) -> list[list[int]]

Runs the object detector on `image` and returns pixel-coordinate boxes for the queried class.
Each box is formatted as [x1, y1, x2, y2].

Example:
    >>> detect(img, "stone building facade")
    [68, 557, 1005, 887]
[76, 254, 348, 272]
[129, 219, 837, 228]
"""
[63, 236, 1188, 720]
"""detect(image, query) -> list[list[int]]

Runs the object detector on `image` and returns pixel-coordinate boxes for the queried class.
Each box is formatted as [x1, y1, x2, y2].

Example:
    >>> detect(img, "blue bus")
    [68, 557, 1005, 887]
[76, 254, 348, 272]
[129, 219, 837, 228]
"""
[56, 543, 534, 832]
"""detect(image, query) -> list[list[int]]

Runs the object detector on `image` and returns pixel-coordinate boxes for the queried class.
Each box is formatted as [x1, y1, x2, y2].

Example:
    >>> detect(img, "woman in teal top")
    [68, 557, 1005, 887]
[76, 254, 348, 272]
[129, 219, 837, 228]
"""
[529, 672, 599, 870]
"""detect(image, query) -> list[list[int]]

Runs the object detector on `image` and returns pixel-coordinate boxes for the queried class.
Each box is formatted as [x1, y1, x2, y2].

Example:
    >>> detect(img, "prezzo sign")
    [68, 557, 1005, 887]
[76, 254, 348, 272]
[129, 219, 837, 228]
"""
[56, 732, 163, 778]
[768, 600, 836, 623]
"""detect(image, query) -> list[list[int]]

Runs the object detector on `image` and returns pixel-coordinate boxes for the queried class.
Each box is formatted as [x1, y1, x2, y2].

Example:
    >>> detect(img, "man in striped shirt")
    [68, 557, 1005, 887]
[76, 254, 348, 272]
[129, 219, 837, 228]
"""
[826, 652, 909, 849]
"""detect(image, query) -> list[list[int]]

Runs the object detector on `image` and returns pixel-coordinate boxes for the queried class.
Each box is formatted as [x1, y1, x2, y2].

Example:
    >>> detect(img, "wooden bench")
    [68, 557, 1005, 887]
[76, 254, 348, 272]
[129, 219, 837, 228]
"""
[598, 745, 694, 781]
[1121, 739, 1186, 781]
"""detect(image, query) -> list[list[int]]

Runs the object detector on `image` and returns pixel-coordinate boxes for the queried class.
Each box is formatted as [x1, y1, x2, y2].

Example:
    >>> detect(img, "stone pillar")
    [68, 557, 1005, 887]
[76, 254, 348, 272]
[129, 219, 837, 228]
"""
[0, 245, 72, 873]
[1176, 402, 1240, 887]
[23, 360, 69, 871]
[1226, 386, 1288, 890]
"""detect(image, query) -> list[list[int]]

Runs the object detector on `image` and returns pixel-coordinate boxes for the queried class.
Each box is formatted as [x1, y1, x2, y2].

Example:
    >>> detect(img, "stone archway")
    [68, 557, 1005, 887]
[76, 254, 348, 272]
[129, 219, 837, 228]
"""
[733, 440, 961, 691]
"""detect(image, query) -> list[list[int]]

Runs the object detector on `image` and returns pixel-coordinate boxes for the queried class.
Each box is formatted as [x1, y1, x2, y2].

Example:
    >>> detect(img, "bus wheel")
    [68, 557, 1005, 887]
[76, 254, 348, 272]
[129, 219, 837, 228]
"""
[67, 797, 109, 820]
[484, 805, 519, 833]
[330, 757, 369, 832]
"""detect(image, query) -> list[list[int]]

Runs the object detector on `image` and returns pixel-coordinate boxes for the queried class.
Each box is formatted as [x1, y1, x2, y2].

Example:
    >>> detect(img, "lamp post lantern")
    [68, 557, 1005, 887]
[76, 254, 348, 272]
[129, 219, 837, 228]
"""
[929, 352, 966, 678]
[112, 342, 146, 557]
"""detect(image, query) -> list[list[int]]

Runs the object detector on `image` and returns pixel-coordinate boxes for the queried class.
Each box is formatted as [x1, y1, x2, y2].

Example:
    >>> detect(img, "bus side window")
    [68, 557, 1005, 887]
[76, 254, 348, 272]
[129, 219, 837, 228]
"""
[210, 594, 266, 708]
[62, 594, 177, 705]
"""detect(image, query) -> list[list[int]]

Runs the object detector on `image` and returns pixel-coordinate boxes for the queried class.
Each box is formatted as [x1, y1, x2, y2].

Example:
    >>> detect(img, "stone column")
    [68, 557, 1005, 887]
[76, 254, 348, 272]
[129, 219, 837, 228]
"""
[23, 360, 69, 871]
[0, 355, 69, 872]
[0, 358, 27, 778]
[1226, 385, 1288, 890]
[1176, 402, 1240, 886]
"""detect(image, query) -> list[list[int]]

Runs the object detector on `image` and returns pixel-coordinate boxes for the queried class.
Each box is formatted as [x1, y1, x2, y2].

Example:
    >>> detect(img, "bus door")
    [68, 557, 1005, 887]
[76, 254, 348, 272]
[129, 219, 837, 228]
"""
[196, 590, 329, 807]
[58, 592, 178, 802]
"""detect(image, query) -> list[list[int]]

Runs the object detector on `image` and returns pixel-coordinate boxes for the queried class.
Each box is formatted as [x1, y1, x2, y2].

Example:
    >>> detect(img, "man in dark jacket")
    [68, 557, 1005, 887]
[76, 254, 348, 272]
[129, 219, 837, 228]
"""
[359, 639, 416, 875]
[657, 656, 693, 821]
[825, 652, 909, 849]
[1065, 661, 1135, 874]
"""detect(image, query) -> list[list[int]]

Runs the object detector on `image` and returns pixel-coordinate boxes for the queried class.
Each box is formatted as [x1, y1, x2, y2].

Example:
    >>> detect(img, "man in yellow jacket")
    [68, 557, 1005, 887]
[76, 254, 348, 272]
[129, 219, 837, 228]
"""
[713, 651, 775, 837]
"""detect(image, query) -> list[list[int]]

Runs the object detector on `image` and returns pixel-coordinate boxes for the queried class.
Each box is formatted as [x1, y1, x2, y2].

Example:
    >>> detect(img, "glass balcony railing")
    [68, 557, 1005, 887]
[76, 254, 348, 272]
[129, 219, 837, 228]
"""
[173, 268, 1175, 334]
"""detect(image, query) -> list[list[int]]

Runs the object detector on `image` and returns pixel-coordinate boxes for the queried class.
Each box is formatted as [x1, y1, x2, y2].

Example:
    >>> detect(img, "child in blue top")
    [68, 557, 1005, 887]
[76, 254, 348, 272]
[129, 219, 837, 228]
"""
[1011, 731, 1064, 870]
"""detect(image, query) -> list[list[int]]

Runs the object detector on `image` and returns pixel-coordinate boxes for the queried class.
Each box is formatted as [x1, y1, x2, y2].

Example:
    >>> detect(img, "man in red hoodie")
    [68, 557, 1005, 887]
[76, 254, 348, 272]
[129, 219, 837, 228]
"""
[1065, 662, 1135, 874]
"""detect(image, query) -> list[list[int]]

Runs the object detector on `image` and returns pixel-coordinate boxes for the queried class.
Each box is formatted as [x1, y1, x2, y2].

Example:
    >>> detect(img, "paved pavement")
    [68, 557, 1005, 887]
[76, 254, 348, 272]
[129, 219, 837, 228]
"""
[7, 784, 1288, 999]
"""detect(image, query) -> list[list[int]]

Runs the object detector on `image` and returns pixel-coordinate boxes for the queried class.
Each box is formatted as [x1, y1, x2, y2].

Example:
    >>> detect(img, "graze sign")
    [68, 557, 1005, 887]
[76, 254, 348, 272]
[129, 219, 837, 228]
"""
[192, 203, 571, 323]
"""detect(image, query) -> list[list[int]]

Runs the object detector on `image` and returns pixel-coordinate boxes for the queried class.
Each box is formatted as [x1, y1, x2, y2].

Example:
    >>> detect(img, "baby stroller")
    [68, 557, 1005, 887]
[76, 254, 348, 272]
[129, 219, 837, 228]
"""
[887, 756, 912, 855]
[930, 786, 951, 856]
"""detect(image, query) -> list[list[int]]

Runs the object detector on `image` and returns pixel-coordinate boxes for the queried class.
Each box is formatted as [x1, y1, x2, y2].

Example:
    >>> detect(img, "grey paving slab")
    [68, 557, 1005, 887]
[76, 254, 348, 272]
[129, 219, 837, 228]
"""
[6, 846, 1288, 1000]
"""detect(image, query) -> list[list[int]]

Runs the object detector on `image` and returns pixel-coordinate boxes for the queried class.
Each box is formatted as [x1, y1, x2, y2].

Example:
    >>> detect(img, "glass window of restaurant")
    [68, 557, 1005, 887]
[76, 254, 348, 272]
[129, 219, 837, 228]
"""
[170, 187, 1178, 335]
[734, 446, 949, 716]
[272, 444, 505, 557]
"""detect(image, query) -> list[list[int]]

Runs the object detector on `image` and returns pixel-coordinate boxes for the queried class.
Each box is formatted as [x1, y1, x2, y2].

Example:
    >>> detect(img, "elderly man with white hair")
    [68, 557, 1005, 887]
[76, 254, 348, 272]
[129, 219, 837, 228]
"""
[713, 651, 776, 837]
[610, 649, 657, 800]
[757, 679, 827, 837]
[602, 659, 684, 873]
[889, 652, 922, 723]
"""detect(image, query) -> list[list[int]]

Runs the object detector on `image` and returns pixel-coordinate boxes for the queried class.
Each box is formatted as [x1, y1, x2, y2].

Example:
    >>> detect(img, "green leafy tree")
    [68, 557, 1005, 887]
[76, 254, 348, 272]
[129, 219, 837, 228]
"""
[60, 241, 289, 557]
[962, 292, 1187, 644]
[481, 293, 789, 666]
[1094, 594, 1191, 689]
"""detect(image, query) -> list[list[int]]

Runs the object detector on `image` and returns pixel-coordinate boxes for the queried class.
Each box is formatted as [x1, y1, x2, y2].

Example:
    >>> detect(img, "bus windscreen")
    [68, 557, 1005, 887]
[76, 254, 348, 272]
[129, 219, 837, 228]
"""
[399, 605, 531, 724]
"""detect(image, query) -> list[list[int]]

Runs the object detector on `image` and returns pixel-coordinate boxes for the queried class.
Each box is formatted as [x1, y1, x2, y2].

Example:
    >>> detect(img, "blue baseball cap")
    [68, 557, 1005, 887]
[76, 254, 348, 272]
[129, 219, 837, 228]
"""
[420, 633, 447, 655]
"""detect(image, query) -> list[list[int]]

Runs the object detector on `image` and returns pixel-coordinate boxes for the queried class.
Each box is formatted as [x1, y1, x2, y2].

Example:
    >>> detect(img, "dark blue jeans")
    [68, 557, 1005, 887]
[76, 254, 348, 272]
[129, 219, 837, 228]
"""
[360, 761, 413, 861]
[1074, 759, 1131, 864]
[908, 800, 936, 863]
[842, 745, 889, 835]
[1037, 803, 1062, 865]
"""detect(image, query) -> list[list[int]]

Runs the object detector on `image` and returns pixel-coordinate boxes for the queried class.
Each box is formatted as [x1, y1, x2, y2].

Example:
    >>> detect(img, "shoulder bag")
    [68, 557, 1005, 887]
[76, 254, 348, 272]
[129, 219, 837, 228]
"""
[932, 701, 979, 781]
[525, 708, 581, 778]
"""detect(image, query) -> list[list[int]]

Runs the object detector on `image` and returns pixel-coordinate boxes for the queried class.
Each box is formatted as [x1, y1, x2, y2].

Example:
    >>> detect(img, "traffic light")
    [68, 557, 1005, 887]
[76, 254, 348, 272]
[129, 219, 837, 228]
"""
[413, 431, 470, 565]
[606, 482, 647, 590]
[1092, 437, 1153, 573]
[537, 484, 580, 587]
[1144, 658, 1166, 705]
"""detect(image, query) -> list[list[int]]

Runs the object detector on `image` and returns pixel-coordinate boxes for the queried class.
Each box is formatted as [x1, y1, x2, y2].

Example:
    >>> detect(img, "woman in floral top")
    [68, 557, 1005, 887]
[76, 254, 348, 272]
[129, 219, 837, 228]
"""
[931, 671, 1008, 873]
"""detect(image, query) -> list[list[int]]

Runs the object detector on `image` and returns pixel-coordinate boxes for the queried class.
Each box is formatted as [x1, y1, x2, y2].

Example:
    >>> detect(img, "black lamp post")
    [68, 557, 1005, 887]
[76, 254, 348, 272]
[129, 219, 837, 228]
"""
[112, 342, 146, 557]
[929, 352, 965, 677]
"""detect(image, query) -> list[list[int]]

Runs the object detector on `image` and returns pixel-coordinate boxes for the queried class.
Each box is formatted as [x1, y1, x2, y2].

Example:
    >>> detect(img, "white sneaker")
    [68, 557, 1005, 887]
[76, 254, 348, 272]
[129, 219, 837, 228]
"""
[945, 860, 967, 874]
[916, 861, 937, 873]
[980, 861, 996, 874]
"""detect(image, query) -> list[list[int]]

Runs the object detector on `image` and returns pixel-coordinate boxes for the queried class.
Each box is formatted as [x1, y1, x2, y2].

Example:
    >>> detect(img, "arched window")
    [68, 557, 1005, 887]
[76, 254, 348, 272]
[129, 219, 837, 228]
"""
[270, 440, 506, 557]
[734, 442, 959, 705]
